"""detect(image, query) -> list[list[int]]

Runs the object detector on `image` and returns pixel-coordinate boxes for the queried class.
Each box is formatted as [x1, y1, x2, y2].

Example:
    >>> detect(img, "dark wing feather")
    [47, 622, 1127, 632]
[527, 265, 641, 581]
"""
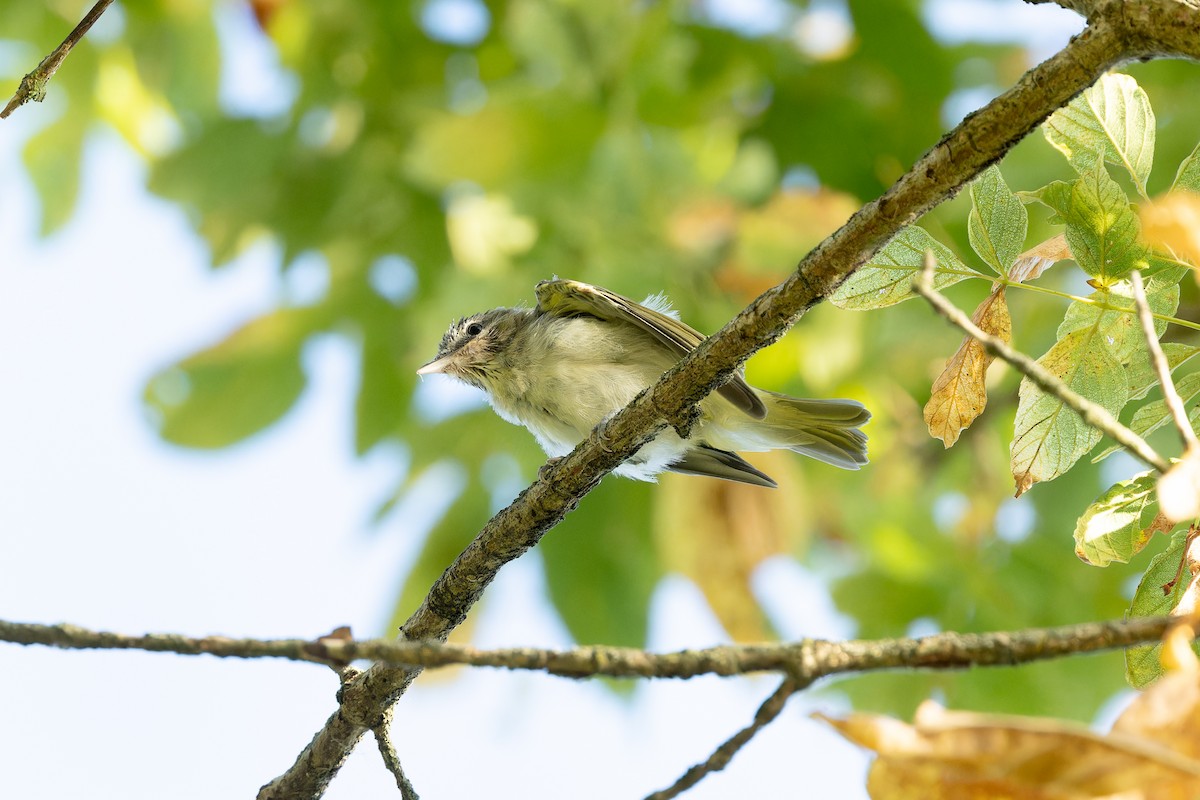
[534, 279, 767, 418]
[668, 446, 777, 488]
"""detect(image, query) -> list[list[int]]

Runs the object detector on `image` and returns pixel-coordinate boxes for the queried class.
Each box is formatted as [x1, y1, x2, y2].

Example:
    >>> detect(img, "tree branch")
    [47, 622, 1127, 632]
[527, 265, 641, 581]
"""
[2, 0, 115, 119]
[373, 714, 420, 800]
[914, 255, 1171, 473]
[0, 616, 1174, 680]
[257, 3, 1200, 798]
[1131, 269, 1199, 450]
[644, 678, 800, 800]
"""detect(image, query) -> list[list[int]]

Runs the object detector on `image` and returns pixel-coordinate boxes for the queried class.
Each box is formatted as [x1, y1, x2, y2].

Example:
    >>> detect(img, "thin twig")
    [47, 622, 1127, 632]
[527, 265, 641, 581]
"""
[914, 254, 1171, 473]
[643, 678, 800, 800]
[2, 0, 115, 119]
[1131, 269, 1199, 450]
[373, 715, 420, 800]
[0, 617, 1175, 680]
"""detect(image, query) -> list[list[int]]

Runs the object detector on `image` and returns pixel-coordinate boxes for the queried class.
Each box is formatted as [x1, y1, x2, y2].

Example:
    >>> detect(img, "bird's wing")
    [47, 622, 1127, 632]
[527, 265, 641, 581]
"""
[534, 278, 767, 418]
[668, 445, 777, 488]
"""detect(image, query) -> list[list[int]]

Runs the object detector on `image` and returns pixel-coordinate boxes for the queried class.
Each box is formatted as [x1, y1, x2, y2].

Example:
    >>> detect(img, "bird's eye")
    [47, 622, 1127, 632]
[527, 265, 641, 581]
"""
[466, 322, 484, 336]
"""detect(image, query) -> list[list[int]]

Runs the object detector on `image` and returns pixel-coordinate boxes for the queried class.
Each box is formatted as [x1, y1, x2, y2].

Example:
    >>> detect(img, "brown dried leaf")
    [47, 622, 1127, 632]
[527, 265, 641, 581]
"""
[924, 286, 1011, 447]
[1115, 669, 1200, 763]
[1140, 192, 1200, 267]
[818, 699, 1200, 800]
[1010, 233, 1072, 283]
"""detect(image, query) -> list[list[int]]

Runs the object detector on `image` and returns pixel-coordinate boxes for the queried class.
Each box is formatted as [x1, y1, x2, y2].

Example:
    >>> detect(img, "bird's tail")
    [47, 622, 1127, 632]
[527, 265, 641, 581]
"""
[756, 392, 870, 470]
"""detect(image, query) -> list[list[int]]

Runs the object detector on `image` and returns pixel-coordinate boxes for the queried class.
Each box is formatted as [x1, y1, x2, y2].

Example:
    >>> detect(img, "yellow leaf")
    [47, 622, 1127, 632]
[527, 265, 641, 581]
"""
[1114, 670, 1200, 763]
[818, 698, 1200, 800]
[1140, 192, 1200, 268]
[924, 286, 1011, 447]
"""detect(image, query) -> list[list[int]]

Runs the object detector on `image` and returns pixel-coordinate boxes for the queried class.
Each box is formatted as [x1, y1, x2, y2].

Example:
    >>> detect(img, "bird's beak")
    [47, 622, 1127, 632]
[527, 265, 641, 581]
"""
[416, 354, 453, 376]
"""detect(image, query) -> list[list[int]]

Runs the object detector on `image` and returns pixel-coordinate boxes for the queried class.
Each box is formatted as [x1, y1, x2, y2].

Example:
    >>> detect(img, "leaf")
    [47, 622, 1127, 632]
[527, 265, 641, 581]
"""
[1114, 670, 1200, 761]
[1159, 447, 1200, 525]
[540, 479, 662, 647]
[388, 467, 488, 639]
[924, 286, 1010, 447]
[1043, 72, 1156, 197]
[818, 699, 1200, 799]
[1126, 529, 1199, 688]
[1096, 369, 1200, 462]
[1011, 327, 1129, 495]
[355, 318, 416, 455]
[1126, 372, 1200, 445]
[654, 453, 802, 642]
[1057, 279, 1178, 367]
[23, 110, 88, 236]
[967, 165, 1027, 276]
[1126, 343, 1200, 402]
[143, 309, 310, 448]
[1173, 140, 1200, 193]
[1010, 233, 1072, 283]
[1074, 470, 1167, 567]
[1051, 159, 1148, 283]
[830, 226, 982, 310]
[1140, 191, 1200, 268]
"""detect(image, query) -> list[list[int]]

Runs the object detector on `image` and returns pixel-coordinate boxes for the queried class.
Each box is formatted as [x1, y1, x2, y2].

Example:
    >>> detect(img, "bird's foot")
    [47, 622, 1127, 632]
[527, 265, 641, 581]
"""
[538, 457, 564, 481]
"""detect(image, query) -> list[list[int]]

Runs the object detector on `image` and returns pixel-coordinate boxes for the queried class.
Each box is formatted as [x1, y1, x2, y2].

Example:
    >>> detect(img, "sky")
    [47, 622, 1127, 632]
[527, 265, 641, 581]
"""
[0, 1, 1087, 798]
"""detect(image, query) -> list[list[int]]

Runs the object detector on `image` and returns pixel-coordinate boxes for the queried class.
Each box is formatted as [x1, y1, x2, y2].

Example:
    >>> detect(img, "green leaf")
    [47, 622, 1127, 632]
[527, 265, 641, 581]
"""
[1096, 372, 1200, 463]
[1057, 279, 1177, 367]
[1074, 470, 1165, 566]
[540, 478, 662, 647]
[1011, 327, 1129, 494]
[355, 320, 415, 455]
[829, 226, 982, 310]
[1043, 72, 1155, 197]
[968, 165, 1027, 275]
[1025, 181, 1072, 225]
[23, 112, 88, 236]
[1058, 161, 1147, 283]
[1126, 530, 1196, 688]
[1171, 140, 1200, 193]
[144, 309, 310, 448]
[388, 467, 488, 635]
[1125, 343, 1200, 402]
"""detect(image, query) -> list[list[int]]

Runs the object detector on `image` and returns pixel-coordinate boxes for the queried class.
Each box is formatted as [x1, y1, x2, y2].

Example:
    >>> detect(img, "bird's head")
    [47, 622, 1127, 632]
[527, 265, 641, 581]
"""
[416, 308, 524, 390]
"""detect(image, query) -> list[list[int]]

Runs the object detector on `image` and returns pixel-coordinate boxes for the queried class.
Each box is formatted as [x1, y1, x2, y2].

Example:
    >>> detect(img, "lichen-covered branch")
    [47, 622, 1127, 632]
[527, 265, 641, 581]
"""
[0, 616, 1174, 680]
[2, 0, 114, 119]
[257, 3, 1200, 798]
[373, 715, 420, 800]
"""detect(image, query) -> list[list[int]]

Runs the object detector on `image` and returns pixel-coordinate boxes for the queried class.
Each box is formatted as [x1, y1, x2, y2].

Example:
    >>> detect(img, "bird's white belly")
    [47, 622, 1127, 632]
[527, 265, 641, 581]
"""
[488, 356, 688, 480]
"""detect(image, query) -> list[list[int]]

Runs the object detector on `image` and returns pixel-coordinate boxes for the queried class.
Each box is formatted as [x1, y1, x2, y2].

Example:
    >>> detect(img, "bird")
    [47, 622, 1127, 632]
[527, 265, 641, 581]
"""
[417, 278, 869, 488]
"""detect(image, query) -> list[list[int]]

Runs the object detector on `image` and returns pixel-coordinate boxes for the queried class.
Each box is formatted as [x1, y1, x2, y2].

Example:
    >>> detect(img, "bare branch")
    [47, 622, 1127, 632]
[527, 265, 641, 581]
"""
[373, 715, 420, 800]
[258, 4, 1200, 798]
[643, 678, 799, 800]
[1131, 269, 1199, 450]
[2, 0, 115, 119]
[914, 254, 1171, 474]
[0, 617, 1175, 679]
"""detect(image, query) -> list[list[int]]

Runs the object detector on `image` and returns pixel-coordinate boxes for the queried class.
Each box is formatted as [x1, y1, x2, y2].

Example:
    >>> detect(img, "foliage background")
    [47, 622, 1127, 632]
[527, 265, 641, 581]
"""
[1, 0, 1196, 797]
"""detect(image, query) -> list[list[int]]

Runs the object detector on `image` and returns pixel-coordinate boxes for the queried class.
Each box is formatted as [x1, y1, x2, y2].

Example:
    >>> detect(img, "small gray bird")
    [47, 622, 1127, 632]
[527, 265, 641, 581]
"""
[417, 279, 869, 488]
